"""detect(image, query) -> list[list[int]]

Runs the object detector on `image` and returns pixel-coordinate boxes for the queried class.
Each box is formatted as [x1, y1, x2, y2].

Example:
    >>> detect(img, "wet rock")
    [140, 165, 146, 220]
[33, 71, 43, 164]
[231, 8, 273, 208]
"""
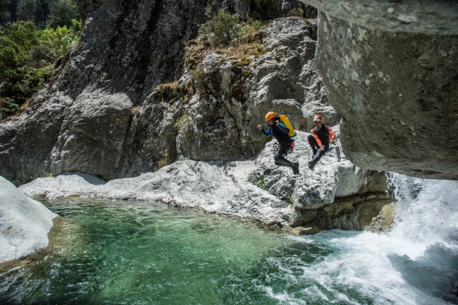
[290, 225, 320, 235]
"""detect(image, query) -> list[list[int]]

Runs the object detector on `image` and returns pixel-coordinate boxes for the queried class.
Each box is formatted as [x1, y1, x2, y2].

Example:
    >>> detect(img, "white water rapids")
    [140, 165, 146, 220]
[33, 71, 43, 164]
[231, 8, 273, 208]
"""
[264, 174, 458, 305]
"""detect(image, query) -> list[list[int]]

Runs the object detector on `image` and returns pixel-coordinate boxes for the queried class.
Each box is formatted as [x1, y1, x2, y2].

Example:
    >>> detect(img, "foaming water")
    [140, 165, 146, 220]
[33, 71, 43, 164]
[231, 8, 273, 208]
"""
[269, 174, 458, 305]
[1, 175, 457, 304]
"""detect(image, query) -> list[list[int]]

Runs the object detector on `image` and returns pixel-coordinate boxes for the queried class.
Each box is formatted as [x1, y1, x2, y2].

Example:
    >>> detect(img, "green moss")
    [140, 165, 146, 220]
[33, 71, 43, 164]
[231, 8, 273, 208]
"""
[174, 113, 190, 128]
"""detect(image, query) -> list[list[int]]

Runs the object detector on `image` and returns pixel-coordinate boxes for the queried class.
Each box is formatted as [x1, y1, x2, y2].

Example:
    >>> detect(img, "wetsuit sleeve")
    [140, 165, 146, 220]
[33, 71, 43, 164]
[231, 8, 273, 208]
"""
[312, 130, 323, 147]
[328, 127, 336, 141]
[276, 122, 290, 135]
[261, 127, 272, 137]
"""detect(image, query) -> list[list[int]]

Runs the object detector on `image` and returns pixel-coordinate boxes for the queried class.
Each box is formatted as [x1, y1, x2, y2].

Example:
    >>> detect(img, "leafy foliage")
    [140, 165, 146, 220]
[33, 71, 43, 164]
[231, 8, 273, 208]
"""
[186, 9, 268, 95]
[0, 19, 81, 120]
[0, 0, 78, 29]
[48, 0, 79, 28]
[0, 0, 17, 24]
[287, 8, 305, 18]
[198, 10, 239, 47]
[237, 20, 263, 36]
[0, 98, 20, 118]
[0, 0, 80, 119]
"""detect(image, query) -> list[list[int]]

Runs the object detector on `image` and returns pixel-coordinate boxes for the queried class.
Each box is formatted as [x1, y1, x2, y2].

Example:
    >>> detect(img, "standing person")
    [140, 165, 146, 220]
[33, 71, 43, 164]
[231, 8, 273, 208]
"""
[307, 114, 336, 168]
[258, 111, 300, 174]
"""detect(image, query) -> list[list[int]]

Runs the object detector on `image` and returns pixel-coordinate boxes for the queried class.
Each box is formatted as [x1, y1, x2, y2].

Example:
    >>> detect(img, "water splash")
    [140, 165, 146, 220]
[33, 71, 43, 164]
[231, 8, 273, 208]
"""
[389, 174, 458, 247]
[276, 174, 458, 305]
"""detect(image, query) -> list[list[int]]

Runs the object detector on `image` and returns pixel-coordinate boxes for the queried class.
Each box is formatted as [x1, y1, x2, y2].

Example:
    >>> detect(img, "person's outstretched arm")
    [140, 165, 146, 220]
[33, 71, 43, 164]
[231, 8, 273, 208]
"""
[258, 124, 271, 136]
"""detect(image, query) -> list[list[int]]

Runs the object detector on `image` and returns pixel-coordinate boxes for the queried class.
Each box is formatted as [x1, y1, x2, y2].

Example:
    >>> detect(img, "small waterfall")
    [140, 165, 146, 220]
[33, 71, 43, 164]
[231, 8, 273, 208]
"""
[270, 174, 458, 305]
[383, 174, 458, 304]
[388, 173, 458, 247]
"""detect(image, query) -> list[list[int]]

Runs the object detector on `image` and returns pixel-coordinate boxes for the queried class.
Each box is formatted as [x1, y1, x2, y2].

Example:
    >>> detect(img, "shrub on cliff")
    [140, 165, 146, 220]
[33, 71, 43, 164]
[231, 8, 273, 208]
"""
[198, 10, 239, 47]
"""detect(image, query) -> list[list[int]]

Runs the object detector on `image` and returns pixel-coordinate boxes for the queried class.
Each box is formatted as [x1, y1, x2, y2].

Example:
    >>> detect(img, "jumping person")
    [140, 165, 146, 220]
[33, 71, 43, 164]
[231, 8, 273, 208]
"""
[307, 114, 336, 168]
[258, 111, 299, 174]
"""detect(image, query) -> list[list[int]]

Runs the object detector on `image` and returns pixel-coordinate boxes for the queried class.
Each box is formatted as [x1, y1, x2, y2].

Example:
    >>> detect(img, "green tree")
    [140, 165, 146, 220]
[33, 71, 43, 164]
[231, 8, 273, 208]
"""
[0, 34, 23, 79]
[0, 18, 81, 119]
[6, 20, 39, 50]
[0, 0, 18, 24]
[17, 0, 40, 24]
[48, 0, 78, 28]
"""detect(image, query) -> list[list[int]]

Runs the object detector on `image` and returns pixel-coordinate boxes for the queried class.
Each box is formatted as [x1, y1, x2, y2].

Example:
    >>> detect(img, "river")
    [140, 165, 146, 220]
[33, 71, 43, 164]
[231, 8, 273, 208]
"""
[1, 174, 457, 304]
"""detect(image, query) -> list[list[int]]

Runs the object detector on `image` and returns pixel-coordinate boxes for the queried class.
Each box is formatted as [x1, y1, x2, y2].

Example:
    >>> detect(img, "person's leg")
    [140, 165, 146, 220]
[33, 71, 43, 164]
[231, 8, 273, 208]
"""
[307, 134, 319, 156]
[274, 145, 299, 175]
[274, 143, 299, 174]
[274, 144, 293, 167]
[309, 143, 329, 167]
[310, 149, 324, 164]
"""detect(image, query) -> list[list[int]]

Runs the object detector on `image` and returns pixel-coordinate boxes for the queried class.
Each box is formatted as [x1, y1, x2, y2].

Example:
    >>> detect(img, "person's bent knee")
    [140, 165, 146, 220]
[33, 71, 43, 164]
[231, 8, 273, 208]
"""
[307, 135, 317, 146]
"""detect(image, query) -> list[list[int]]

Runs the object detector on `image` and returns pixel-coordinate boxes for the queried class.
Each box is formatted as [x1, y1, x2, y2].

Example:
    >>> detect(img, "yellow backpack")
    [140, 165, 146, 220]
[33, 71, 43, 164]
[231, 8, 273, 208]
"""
[279, 114, 297, 139]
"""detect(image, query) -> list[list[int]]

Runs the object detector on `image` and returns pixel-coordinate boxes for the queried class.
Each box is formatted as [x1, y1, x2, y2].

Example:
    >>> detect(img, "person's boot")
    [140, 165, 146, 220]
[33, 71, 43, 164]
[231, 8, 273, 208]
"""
[293, 162, 300, 174]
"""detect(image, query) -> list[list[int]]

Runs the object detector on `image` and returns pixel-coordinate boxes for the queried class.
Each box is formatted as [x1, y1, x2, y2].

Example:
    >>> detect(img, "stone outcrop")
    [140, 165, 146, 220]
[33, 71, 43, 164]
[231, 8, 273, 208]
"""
[0, 176, 59, 267]
[0, 4, 330, 185]
[299, 0, 458, 179]
[0, 0, 209, 184]
[20, 130, 393, 232]
[1, 0, 456, 184]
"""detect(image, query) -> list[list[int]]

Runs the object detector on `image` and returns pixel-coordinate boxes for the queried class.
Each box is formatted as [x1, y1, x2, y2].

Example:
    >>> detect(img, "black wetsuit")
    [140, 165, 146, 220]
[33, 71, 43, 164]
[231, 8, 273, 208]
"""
[307, 124, 331, 164]
[262, 121, 294, 167]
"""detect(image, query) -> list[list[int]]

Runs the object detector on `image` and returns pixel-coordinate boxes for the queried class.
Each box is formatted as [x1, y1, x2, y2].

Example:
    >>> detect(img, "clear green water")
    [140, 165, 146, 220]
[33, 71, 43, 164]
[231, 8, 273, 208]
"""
[0, 199, 372, 305]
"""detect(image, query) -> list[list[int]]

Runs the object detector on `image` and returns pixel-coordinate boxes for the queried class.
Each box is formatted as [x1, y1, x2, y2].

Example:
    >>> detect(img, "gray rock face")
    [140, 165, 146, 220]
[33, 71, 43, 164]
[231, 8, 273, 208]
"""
[20, 130, 392, 232]
[171, 18, 332, 161]
[299, 0, 458, 35]
[0, 0, 207, 183]
[299, 0, 458, 179]
[0, 15, 332, 184]
[0, 176, 58, 265]
[49, 91, 133, 178]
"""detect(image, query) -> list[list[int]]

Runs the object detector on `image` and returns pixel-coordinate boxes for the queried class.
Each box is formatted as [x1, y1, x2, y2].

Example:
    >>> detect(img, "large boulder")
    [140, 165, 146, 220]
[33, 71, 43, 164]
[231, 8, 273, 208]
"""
[49, 91, 133, 178]
[0, 176, 59, 266]
[300, 0, 458, 179]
